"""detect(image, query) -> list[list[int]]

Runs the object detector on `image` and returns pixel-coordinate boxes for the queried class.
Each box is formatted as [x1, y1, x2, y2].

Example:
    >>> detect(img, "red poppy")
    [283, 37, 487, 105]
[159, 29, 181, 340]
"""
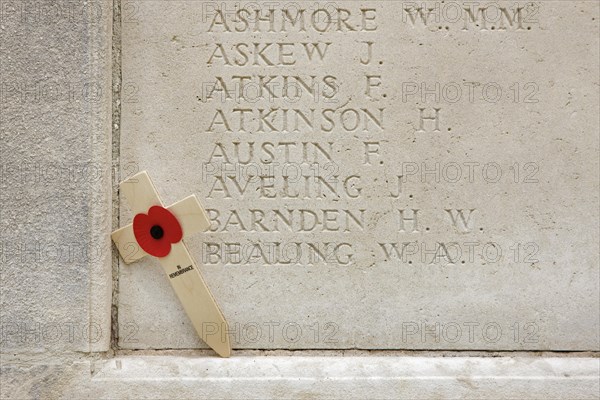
[133, 205, 183, 257]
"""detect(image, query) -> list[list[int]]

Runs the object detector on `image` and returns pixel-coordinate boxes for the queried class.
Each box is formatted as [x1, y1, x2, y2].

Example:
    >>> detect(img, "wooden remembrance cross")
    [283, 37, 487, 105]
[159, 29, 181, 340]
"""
[111, 171, 231, 357]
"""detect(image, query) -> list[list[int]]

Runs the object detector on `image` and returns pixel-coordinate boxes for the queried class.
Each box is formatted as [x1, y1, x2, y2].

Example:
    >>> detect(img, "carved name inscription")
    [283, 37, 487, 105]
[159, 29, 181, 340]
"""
[198, 3, 536, 268]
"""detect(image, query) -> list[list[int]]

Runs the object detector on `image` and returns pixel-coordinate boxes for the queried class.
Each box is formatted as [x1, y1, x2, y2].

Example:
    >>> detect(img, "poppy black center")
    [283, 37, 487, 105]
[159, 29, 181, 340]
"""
[150, 225, 164, 240]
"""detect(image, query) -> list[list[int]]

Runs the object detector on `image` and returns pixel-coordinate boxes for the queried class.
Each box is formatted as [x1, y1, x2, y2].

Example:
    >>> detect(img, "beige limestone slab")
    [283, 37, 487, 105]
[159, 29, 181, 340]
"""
[119, 1, 599, 350]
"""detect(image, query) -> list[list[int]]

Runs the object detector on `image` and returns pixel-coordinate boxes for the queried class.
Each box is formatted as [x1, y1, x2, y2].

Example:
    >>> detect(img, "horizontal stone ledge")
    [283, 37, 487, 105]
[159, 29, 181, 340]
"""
[93, 356, 600, 399]
[2, 355, 598, 399]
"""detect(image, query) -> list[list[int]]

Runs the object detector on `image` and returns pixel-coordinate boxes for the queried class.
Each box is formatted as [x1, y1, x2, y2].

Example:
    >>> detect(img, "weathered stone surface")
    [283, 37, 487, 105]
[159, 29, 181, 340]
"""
[1, 354, 599, 399]
[0, 0, 113, 353]
[119, 1, 599, 350]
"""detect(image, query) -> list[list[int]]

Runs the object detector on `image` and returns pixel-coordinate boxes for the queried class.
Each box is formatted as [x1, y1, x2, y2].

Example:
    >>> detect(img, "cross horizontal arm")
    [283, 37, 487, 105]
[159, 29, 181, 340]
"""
[111, 195, 211, 264]
[169, 195, 211, 237]
[111, 224, 149, 264]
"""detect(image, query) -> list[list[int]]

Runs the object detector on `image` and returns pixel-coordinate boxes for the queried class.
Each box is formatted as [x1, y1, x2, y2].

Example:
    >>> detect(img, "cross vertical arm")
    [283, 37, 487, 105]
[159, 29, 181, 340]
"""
[158, 241, 231, 357]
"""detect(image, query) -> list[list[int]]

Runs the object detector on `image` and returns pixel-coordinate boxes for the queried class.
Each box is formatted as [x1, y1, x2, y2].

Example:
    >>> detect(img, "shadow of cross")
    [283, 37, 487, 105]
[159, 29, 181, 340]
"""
[111, 171, 231, 357]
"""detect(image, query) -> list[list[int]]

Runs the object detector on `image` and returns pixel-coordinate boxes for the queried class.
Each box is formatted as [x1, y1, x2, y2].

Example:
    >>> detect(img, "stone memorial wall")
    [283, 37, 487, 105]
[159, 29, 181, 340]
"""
[119, 1, 599, 351]
[1, 1, 598, 398]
